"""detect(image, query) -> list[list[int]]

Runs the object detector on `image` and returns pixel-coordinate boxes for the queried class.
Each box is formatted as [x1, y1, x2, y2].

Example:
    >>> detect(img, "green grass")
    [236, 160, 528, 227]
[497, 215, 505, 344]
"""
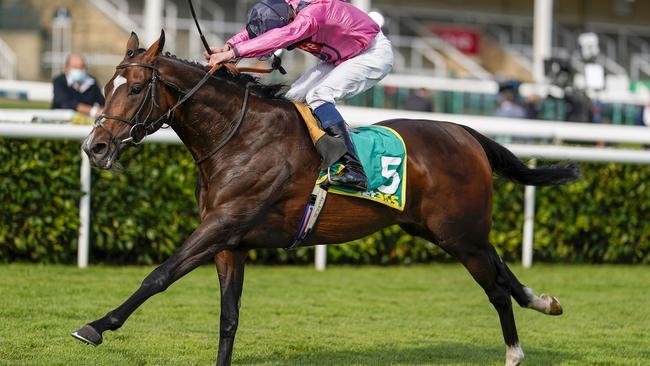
[0, 98, 50, 110]
[0, 264, 648, 365]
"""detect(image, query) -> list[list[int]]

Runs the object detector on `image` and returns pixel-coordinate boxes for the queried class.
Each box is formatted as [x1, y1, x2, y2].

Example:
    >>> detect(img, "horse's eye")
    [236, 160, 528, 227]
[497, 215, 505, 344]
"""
[130, 85, 143, 95]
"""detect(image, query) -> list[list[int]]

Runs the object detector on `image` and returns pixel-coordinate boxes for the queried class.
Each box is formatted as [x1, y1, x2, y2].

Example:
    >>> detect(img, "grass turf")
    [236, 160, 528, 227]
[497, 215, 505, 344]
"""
[0, 264, 648, 365]
[0, 98, 50, 110]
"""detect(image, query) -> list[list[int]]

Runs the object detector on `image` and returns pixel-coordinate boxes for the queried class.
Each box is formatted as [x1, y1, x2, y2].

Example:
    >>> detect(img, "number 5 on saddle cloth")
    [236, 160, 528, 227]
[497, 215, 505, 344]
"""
[288, 103, 407, 250]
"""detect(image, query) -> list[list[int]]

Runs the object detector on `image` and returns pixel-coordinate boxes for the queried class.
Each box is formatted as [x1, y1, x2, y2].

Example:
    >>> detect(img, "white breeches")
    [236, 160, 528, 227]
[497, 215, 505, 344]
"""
[285, 31, 394, 110]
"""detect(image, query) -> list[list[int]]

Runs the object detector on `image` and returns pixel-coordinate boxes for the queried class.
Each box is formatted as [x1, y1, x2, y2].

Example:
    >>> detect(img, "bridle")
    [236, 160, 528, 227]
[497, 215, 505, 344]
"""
[94, 59, 251, 165]
[94, 62, 167, 146]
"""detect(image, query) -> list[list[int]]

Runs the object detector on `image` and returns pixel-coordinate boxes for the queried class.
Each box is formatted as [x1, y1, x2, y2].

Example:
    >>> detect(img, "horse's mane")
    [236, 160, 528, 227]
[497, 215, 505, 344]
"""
[152, 50, 287, 100]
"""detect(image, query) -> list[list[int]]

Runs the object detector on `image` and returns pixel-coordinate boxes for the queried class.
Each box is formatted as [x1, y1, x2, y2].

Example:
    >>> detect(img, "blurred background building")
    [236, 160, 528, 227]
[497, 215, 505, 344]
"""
[1, 0, 649, 123]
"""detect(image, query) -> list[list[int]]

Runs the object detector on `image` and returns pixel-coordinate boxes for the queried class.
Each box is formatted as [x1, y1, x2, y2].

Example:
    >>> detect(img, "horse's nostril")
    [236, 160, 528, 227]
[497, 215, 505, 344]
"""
[91, 143, 108, 156]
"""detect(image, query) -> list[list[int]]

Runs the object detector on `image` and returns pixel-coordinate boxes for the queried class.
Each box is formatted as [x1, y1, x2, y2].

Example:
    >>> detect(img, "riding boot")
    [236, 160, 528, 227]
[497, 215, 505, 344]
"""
[323, 121, 368, 191]
[314, 102, 368, 191]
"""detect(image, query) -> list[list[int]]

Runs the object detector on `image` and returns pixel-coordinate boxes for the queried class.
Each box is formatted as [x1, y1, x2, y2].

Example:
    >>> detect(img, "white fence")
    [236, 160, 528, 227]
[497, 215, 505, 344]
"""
[2, 76, 648, 107]
[2, 107, 650, 269]
[0, 80, 53, 102]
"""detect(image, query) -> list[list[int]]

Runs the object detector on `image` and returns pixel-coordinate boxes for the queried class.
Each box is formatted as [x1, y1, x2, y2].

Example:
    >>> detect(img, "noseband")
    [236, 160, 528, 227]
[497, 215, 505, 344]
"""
[94, 61, 251, 164]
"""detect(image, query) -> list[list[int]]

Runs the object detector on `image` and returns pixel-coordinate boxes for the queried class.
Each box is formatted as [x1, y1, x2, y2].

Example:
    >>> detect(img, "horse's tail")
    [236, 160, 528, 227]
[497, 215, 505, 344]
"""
[460, 125, 580, 186]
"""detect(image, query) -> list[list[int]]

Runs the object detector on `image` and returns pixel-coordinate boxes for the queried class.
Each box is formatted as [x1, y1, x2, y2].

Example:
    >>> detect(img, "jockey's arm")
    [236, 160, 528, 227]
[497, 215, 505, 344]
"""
[230, 14, 318, 60]
[203, 28, 247, 60]
[226, 28, 250, 49]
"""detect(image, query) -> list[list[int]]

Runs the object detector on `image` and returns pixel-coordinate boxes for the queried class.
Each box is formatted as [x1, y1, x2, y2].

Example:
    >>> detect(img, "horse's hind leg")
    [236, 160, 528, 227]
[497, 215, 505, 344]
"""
[214, 250, 248, 366]
[401, 223, 525, 366]
[457, 244, 525, 366]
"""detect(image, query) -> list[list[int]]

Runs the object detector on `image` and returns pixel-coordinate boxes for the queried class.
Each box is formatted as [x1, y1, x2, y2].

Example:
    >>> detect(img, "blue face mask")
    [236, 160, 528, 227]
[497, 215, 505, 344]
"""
[69, 68, 87, 83]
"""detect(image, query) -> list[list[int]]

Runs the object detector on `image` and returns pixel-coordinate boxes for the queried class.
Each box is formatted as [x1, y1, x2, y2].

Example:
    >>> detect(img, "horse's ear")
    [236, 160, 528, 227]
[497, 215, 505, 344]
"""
[143, 30, 165, 61]
[126, 32, 139, 56]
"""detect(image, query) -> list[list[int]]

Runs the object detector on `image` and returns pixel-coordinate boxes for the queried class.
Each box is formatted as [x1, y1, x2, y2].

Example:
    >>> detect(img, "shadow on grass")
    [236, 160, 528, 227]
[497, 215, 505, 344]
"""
[236, 341, 575, 365]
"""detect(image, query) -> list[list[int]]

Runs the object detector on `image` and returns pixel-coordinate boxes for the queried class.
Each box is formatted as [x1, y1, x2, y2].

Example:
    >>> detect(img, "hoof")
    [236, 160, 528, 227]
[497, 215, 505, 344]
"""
[71, 325, 103, 346]
[541, 294, 563, 315]
[505, 343, 524, 366]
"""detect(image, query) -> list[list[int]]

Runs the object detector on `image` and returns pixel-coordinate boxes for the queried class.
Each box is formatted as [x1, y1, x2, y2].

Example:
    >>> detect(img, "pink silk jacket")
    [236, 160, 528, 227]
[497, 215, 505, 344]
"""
[227, 0, 380, 65]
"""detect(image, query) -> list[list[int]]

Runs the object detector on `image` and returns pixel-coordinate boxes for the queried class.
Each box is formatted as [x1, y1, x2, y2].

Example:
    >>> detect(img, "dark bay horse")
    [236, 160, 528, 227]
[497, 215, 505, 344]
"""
[74, 31, 578, 366]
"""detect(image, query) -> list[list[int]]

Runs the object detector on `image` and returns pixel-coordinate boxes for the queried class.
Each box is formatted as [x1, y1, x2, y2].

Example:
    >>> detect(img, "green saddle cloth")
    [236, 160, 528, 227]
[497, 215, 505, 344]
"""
[317, 125, 407, 211]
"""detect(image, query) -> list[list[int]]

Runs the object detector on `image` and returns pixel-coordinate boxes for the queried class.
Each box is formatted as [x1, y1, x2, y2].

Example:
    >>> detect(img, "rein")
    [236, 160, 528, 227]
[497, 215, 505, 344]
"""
[195, 86, 250, 165]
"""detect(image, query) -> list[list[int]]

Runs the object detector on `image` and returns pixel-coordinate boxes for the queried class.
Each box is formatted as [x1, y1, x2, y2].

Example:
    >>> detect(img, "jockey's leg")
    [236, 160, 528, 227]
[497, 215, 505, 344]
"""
[284, 63, 335, 103]
[285, 63, 349, 169]
[305, 32, 393, 190]
[305, 30, 393, 108]
[313, 103, 368, 191]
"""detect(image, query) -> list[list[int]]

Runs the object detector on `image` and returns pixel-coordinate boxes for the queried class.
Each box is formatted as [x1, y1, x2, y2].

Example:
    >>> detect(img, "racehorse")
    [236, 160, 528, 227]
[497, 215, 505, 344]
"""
[73, 31, 578, 366]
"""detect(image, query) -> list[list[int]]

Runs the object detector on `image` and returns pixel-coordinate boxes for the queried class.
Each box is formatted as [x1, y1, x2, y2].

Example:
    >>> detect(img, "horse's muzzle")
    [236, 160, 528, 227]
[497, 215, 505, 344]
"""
[82, 135, 119, 170]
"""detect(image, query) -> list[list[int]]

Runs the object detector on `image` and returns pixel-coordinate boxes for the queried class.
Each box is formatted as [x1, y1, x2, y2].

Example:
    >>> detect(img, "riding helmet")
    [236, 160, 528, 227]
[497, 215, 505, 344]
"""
[246, 0, 295, 39]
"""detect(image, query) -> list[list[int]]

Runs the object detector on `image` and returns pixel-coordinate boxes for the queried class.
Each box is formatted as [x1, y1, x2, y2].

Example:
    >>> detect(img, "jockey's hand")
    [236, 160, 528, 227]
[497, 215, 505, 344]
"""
[203, 44, 231, 61]
[208, 50, 235, 67]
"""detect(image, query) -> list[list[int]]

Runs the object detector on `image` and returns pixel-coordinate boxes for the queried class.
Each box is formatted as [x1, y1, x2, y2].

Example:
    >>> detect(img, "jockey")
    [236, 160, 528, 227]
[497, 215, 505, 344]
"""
[205, 0, 394, 191]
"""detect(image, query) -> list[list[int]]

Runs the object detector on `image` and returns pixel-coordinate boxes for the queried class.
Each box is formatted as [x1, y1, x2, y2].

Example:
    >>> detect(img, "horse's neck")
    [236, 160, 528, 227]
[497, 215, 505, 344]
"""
[171, 86, 244, 159]
[170, 81, 308, 180]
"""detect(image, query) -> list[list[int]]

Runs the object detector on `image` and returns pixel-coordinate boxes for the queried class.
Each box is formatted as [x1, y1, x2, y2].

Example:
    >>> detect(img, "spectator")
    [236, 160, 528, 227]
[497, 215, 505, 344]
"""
[495, 90, 526, 119]
[52, 53, 105, 117]
[592, 100, 604, 124]
[564, 88, 593, 122]
[639, 102, 650, 127]
[404, 88, 433, 112]
[524, 94, 541, 120]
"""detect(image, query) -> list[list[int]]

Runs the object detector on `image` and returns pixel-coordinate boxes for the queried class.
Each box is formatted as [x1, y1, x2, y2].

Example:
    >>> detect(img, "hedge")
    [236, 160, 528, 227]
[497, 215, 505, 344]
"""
[1, 138, 649, 264]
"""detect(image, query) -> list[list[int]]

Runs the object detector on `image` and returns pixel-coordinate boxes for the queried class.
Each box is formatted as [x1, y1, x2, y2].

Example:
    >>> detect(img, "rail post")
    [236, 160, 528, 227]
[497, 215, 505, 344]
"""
[522, 159, 537, 268]
[315, 245, 327, 271]
[78, 149, 91, 268]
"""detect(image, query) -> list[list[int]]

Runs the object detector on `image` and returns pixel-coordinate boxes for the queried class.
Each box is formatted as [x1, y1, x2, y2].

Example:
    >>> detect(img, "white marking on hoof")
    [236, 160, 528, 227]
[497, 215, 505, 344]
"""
[505, 343, 524, 366]
[524, 287, 563, 315]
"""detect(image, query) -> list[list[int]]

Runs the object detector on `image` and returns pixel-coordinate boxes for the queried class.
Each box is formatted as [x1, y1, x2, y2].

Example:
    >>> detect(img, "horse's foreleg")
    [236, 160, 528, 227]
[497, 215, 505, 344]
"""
[214, 250, 248, 366]
[71, 213, 238, 346]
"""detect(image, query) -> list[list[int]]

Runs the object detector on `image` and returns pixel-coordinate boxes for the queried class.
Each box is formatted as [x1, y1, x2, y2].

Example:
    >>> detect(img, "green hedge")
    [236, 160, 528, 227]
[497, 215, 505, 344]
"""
[1, 138, 649, 264]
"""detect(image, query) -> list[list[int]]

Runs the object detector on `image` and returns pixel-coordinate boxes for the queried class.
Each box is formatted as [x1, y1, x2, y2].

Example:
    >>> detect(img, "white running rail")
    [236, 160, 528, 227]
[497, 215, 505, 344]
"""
[0, 80, 52, 101]
[1, 72, 647, 106]
[0, 36, 17, 80]
[3, 108, 650, 269]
